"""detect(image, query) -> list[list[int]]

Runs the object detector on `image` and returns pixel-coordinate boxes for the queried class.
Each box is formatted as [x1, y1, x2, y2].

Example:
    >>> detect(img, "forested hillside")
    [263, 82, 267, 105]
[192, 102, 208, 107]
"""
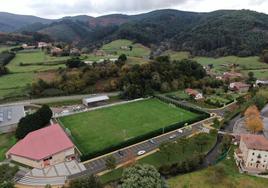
[1, 9, 268, 57]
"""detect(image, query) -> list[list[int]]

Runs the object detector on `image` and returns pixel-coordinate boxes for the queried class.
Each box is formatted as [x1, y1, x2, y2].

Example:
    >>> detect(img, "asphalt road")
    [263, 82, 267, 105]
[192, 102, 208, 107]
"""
[0, 92, 120, 106]
[68, 120, 211, 179]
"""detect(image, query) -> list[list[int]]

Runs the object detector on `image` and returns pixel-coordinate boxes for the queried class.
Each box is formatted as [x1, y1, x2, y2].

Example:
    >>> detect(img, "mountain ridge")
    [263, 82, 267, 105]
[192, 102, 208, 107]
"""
[1, 9, 268, 56]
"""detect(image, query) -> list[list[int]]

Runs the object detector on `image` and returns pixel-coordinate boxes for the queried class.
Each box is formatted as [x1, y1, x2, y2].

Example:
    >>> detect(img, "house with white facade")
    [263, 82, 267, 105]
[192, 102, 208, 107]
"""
[235, 134, 268, 173]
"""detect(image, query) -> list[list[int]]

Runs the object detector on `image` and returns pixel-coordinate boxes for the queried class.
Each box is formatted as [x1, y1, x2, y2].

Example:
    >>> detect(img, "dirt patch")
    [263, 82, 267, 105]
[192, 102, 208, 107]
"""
[36, 70, 58, 82]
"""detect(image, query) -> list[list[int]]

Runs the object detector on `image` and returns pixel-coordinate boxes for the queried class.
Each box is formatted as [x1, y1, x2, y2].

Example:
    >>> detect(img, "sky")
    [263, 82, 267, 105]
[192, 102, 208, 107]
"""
[0, 0, 268, 18]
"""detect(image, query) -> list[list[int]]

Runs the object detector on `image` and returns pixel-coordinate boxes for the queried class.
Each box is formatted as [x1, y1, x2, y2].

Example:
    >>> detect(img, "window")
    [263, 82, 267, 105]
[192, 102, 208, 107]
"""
[252, 153, 255, 155]
[43, 156, 52, 161]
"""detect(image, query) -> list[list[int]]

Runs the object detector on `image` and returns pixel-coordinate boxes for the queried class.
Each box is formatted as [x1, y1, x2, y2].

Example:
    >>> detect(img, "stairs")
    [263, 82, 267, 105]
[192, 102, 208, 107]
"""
[17, 176, 66, 186]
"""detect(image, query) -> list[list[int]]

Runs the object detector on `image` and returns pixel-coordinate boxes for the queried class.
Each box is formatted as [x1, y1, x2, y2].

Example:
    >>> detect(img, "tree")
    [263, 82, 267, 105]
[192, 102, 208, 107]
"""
[253, 95, 267, 110]
[121, 164, 166, 188]
[244, 105, 264, 133]
[69, 175, 102, 188]
[213, 118, 221, 129]
[105, 155, 116, 170]
[118, 54, 127, 62]
[0, 164, 18, 188]
[221, 135, 232, 153]
[159, 142, 174, 162]
[15, 105, 53, 139]
[66, 58, 86, 68]
[261, 49, 268, 63]
[247, 71, 256, 85]
[177, 137, 188, 153]
[194, 134, 208, 152]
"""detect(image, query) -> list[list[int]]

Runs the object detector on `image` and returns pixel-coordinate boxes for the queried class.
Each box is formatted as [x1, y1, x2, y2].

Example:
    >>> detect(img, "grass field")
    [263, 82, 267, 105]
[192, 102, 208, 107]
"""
[7, 50, 68, 73]
[100, 132, 217, 184]
[0, 50, 69, 100]
[166, 51, 268, 75]
[242, 69, 268, 80]
[0, 46, 17, 53]
[0, 133, 16, 161]
[165, 51, 190, 61]
[59, 99, 200, 155]
[101, 39, 150, 58]
[167, 147, 268, 188]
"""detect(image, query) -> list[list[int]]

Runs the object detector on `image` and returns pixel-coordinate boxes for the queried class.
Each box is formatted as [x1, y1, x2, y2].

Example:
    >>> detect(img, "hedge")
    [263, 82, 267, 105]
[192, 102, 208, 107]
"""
[80, 97, 210, 161]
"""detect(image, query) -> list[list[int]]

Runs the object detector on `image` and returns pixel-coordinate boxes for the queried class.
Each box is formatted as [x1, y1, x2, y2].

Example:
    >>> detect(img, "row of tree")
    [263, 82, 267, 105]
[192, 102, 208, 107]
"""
[0, 51, 15, 76]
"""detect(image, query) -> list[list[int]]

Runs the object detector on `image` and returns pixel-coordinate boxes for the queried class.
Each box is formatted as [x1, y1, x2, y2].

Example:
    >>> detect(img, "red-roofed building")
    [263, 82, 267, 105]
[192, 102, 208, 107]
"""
[235, 134, 268, 173]
[6, 124, 77, 169]
[223, 72, 242, 80]
[185, 88, 203, 100]
[229, 82, 250, 93]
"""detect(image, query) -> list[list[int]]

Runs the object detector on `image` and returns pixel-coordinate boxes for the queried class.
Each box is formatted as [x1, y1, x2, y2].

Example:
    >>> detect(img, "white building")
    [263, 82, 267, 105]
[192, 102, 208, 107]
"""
[235, 134, 268, 173]
[82, 95, 109, 106]
[38, 42, 51, 48]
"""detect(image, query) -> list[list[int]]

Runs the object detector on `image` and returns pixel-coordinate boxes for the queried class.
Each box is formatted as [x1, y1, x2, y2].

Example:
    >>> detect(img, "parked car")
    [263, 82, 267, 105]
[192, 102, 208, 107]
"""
[169, 134, 177, 139]
[149, 139, 156, 144]
[177, 129, 183, 134]
[118, 150, 124, 156]
[137, 150, 146, 156]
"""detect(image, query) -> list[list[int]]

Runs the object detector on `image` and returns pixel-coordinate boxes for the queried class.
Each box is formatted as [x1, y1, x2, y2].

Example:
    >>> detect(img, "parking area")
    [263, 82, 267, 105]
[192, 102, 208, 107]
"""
[81, 123, 205, 176]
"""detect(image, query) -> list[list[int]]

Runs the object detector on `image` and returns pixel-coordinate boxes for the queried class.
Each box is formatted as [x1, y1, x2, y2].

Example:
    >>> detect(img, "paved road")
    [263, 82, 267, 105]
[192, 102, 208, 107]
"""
[0, 92, 119, 106]
[68, 119, 213, 179]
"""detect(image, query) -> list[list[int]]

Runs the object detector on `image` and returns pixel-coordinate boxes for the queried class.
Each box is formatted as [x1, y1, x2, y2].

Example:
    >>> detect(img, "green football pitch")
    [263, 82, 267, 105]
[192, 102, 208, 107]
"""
[59, 98, 200, 155]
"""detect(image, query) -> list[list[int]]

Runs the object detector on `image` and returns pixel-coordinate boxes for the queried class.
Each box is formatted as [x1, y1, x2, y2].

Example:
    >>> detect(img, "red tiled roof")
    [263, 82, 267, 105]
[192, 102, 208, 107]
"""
[185, 88, 199, 96]
[241, 134, 268, 151]
[7, 124, 74, 160]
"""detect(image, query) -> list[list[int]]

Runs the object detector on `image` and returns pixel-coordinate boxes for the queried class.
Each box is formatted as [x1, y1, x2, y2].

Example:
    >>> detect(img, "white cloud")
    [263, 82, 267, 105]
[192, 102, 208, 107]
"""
[0, 0, 267, 18]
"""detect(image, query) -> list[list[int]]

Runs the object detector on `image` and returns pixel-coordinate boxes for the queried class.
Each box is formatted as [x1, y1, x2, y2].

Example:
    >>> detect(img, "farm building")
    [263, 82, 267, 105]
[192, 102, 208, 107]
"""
[185, 88, 203, 100]
[229, 82, 250, 92]
[6, 124, 77, 169]
[235, 134, 268, 173]
[223, 72, 242, 80]
[82, 95, 109, 106]
[37, 42, 51, 48]
[0, 104, 25, 133]
[256, 80, 268, 86]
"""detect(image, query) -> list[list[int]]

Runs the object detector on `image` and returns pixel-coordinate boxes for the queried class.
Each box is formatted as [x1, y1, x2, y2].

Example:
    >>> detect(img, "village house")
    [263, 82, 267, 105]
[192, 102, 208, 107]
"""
[256, 80, 268, 86]
[229, 82, 250, 92]
[51, 47, 63, 56]
[235, 134, 268, 173]
[93, 49, 106, 56]
[70, 48, 80, 56]
[6, 124, 78, 169]
[185, 88, 203, 100]
[22, 43, 36, 50]
[223, 72, 242, 80]
[38, 42, 51, 49]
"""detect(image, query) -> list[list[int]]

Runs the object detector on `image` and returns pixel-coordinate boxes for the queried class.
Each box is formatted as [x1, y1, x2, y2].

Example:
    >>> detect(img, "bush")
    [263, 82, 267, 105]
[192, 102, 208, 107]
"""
[159, 154, 205, 176]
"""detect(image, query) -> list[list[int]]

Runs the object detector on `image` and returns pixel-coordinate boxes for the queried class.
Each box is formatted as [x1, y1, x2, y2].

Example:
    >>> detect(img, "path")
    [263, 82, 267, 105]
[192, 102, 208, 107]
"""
[0, 92, 119, 106]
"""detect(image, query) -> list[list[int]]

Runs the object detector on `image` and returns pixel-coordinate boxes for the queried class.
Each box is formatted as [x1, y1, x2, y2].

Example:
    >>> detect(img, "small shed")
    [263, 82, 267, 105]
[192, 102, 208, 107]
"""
[82, 95, 109, 106]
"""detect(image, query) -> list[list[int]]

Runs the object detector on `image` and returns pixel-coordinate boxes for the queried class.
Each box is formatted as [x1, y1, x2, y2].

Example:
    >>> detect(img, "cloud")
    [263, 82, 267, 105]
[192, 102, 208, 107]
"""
[27, 0, 197, 17]
[0, 0, 268, 18]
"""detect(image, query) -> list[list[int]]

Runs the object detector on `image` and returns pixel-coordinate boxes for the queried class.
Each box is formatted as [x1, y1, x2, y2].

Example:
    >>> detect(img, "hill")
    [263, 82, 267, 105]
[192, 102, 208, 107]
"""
[1, 9, 268, 56]
[0, 12, 52, 32]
